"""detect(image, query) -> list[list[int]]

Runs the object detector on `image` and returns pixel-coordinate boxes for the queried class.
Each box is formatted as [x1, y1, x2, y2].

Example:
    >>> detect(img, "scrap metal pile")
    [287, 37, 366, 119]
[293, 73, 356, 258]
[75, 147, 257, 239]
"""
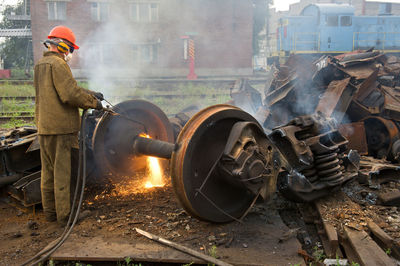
[0, 127, 41, 206]
[243, 50, 400, 162]
[229, 51, 400, 262]
[231, 51, 400, 201]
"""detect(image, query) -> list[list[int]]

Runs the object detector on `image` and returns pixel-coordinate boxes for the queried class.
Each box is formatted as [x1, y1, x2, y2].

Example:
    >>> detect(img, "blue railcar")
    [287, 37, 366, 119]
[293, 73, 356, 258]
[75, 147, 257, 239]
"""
[274, 3, 400, 60]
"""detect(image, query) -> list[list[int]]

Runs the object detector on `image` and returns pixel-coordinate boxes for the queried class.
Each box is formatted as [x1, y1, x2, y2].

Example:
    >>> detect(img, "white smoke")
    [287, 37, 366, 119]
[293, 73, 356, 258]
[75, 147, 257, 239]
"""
[79, 16, 142, 100]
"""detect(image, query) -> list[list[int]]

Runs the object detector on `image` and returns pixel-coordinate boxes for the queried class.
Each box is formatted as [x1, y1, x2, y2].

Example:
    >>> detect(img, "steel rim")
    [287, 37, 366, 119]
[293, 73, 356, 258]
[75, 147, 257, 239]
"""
[170, 104, 261, 222]
[92, 100, 174, 177]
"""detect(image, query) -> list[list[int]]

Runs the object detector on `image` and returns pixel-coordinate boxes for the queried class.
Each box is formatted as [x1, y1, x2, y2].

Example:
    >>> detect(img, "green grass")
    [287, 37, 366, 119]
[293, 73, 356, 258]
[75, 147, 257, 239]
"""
[10, 68, 34, 80]
[0, 82, 35, 96]
[149, 94, 231, 116]
[1, 98, 34, 112]
[85, 81, 231, 116]
[0, 82, 231, 129]
[87, 82, 230, 98]
[0, 83, 35, 128]
[0, 98, 35, 129]
[312, 242, 326, 262]
[207, 245, 218, 266]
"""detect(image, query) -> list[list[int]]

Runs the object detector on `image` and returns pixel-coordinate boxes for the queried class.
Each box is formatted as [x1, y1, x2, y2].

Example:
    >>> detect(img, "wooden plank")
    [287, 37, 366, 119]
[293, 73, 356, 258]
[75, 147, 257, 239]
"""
[378, 190, 400, 206]
[344, 226, 396, 266]
[51, 236, 206, 264]
[367, 221, 393, 247]
[315, 201, 339, 257]
[367, 221, 400, 260]
[339, 236, 361, 265]
[49, 212, 303, 266]
[322, 222, 339, 255]
[50, 236, 268, 266]
[316, 224, 336, 258]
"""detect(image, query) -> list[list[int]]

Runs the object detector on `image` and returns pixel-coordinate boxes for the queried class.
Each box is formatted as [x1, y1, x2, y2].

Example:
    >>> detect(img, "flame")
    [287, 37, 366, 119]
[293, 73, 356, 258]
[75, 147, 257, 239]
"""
[144, 156, 164, 188]
[93, 133, 166, 199]
[140, 133, 165, 189]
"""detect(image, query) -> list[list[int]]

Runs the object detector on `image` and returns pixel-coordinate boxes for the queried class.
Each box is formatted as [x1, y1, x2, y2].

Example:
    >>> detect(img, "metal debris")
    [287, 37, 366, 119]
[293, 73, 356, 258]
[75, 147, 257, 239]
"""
[230, 50, 400, 166]
[0, 127, 41, 206]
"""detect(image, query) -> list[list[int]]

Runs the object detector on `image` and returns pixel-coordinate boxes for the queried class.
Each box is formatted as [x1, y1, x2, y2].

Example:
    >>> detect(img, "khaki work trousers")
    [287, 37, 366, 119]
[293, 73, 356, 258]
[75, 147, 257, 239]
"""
[39, 133, 79, 223]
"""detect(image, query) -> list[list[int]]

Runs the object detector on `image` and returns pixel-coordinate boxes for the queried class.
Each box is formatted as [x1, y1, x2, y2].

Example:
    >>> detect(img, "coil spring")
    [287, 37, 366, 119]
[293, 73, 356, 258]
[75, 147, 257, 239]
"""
[301, 151, 344, 183]
[302, 167, 318, 182]
[314, 152, 343, 182]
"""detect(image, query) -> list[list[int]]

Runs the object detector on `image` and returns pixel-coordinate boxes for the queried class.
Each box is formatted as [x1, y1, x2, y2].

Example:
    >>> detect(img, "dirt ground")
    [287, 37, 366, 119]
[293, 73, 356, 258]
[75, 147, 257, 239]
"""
[322, 180, 400, 245]
[0, 171, 304, 266]
[2, 157, 400, 265]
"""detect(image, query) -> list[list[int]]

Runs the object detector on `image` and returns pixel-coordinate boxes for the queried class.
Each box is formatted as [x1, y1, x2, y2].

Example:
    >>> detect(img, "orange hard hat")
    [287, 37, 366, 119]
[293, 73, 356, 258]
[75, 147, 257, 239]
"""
[48, 25, 79, 49]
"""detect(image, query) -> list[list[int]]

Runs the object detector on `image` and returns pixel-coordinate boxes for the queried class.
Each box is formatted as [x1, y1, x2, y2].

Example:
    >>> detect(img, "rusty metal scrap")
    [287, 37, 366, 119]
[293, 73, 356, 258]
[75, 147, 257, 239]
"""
[354, 69, 379, 102]
[270, 114, 358, 202]
[315, 77, 357, 123]
[338, 122, 368, 155]
[357, 156, 400, 187]
[0, 127, 41, 206]
[237, 50, 400, 163]
[230, 78, 263, 115]
[336, 51, 384, 67]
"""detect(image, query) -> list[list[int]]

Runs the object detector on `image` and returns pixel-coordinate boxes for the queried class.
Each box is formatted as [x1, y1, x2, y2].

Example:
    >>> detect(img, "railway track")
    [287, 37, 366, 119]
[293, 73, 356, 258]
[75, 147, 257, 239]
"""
[0, 96, 35, 102]
[0, 93, 230, 123]
[0, 94, 229, 102]
[0, 112, 34, 123]
[0, 116, 34, 122]
[0, 77, 268, 86]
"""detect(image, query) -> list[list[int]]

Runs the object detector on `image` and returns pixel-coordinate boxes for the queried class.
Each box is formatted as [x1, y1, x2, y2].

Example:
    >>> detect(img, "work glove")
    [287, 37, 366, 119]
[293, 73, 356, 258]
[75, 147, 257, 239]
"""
[93, 92, 104, 101]
[95, 100, 103, 110]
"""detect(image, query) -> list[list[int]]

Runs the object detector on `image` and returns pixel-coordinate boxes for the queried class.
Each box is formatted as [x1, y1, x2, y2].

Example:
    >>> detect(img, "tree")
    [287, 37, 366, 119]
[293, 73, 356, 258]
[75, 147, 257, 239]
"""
[0, 0, 32, 70]
[252, 0, 272, 56]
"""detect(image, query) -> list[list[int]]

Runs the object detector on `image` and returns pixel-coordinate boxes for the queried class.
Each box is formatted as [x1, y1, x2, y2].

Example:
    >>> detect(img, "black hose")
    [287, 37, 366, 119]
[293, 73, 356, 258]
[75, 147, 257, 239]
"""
[21, 110, 89, 266]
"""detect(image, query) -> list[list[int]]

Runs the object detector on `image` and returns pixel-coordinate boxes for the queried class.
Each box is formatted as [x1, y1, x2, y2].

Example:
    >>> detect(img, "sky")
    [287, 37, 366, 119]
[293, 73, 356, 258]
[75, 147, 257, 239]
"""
[0, 0, 21, 21]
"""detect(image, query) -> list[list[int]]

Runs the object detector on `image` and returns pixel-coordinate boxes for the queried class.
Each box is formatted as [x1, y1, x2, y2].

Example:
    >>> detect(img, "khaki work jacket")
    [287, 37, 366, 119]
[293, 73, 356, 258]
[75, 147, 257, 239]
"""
[34, 51, 98, 135]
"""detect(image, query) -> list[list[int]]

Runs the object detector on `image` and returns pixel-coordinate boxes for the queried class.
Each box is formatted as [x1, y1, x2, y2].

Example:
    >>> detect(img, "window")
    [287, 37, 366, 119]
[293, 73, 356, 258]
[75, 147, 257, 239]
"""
[326, 15, 338, 27]
[132, 44, 158, 64]
[91, 2, 110, 22]
[130, 2, 159, 22]
[47, 1, 66, 21]
[379, 3, 392, 14]
[386, 3, 392, 13]
[340, 16, 352, 27]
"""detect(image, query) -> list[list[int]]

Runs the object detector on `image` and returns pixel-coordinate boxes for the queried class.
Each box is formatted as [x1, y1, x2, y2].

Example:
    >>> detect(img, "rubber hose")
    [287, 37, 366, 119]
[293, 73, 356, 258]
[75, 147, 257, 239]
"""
[22, 110, 89, 266]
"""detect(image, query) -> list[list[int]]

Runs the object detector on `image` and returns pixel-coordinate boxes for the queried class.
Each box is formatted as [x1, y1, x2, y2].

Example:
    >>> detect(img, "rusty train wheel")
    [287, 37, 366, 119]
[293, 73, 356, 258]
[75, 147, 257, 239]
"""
[363, 116, 399, 159]
[170, 104, 261, 223]
[92, 100, 174, 177]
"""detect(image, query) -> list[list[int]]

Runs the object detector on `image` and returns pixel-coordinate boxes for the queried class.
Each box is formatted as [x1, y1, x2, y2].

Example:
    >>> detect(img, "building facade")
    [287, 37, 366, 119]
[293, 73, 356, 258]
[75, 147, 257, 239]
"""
[30, 0, 253, 78]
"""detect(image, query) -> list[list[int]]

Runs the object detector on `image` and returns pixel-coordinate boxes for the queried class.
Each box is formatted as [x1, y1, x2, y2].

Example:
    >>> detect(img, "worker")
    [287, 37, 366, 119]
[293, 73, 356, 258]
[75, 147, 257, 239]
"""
[34, 25, 103, 225]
